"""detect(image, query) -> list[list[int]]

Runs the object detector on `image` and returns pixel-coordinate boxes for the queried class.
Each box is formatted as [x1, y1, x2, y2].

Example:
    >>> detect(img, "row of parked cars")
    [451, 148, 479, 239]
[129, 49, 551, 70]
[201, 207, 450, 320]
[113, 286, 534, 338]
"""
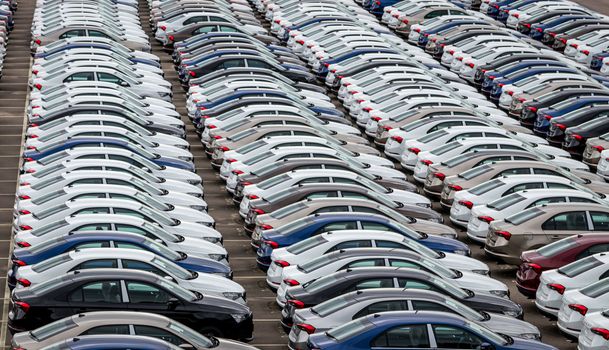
[6, 0, 262, 348]
[0, 0, 15, 78]
[150, 0, 609, 347]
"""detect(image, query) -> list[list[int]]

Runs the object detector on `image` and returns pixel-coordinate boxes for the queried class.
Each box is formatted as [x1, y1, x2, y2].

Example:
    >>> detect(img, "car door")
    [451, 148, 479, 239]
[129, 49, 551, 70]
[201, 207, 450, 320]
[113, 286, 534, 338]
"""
[370, 324, 432, 349]
[576, 243, 609, 259]
[324, 240, 374, 254]
[590, 211, 609, 232]
[124, 280, 179, 318]
[352, 300, 408, 320]
[431, 324, 486, 349]
[525, 196, 567, 208]
[541, 211, 590, 241]
[342, 278, 395, 294]
[132, 325, 194, 348]
[67, 279, 124, 314]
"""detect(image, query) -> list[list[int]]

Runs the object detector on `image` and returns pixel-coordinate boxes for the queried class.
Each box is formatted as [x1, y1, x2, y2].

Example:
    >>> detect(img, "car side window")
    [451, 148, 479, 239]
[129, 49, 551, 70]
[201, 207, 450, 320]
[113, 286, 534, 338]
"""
[59, 29, 86, 39]
[389, 259, 421, 269]
[576, 244, 609, 259]
[298, 177, 331, 184]
[341, 258, 385, 269]
[375, 240, 405, 248]
[590, 212, 609, 230]
[428, 121, 464, 133]
[122, 259, 165, 277]
[569, 197, 597, 204]
[397, 278, 433, 290]
[183, 16, 204, 25]
[71, 259, 118, 271]
[219, 59, 246, 69]
[371, 324, 430, 348]
[87, 30, 110, 38]
[219, 25, 240, 32]
[313, 206, 349, 214]
[533, 169, 561, 176]
[497, 168, 531, 177]
[305, 191, 339, 199]
[325, 240, 372, 253]
[71, 242, 111, 250]
[503, 182, 543, 195]
[448, 132, 483, 142]
[352, 206, 383, 215]
[69, 281, 122, 303]
[64, 72, 95, 82]
[247, 59, 273, 69]
[546, 183, 573, 189]
[341, 191, 369, 200]
[527, 197, 567, 208]
[425, 10, 449, 18]
[133, 325, 187, 346]
[192, 25, 216, 35]
[433, 325, 483, 349]
[361, 222, 391, 231]
[263, 131, 292, 137]
[475, 156, 512, 166]
[467, 144, 498, 151]
[353, 300, 406, 320]
[126, 281, 170, 303]
[348, 278, 394, 292]
[331, 177, 359, 185]
[74, 207, 111, 215]
[281, 153, 311, 160]
[75, 223, 112, 231]
[542, 212, 588, 231]
[317, 221, 358, 233]
[97, 73, 122, 84]
[82, 325, 130, 335]
[411, 300, 453, 313]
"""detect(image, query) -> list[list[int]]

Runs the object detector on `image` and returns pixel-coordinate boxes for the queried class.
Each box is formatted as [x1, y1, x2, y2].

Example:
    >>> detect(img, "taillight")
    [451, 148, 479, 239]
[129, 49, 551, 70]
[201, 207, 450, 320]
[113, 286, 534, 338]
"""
[527, 106, 538, 113]
[536, 28, 543, 32]
[458, 200, 473, 209]
[247, 194, 259, 200]
[572, 134, 583, 141]
[18, 210, 31, 215]
[260, 224, 273, 230]
[478, 216, 494, 223]
[34, 39, 41, 45]
[17, 278, 31, 287]
[527, 263, 542, 273]
[569, 304, 588, 316]
[253, 208, 265, 215]
[19, 225, 32, 230]
[208, 125, 217, 129]
[408, 147, 420, 154]
[495, 230, 511, 240]
[274, 260, 290, 267]
[168, 35, 175, 41]
[591, 327, 609, 340]
[449, 184, 462, 191]
[14, 301, 30, 313]
[466, 63, 475, 68]
[370, 116, 381, 122]
[220, 146, 230, 152]
[264, 240, 279, 248]
[548, 283, 565, 295]
[555, 124, 567, 131]
[160, 25, 166, 31]
[433, 172, 445, 181]
[19, 195, 31, 200]
[287, 299, 305, 308]
[283, 279, 300, 286]
[34, 84, 42, 90]
[391, 135, 404, 143]
[593, 145, 605, 152]
[227, 158, 238, 163]
[383, 125, 393, 131]
[297, 323, 316, 334]
[16, 241, 31, 248]
[188, 71, 196, 77]
[420, 160, 433, 166]
[582, 50, 590, 55]
[12, 259, 26, 266]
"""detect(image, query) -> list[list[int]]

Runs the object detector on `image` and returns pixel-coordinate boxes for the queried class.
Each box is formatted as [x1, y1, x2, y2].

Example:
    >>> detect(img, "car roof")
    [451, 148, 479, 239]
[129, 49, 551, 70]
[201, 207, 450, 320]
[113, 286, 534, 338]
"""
[336, 266, 433, 280]
[346, 288, 448, 303]
[319, 248, 419, 262]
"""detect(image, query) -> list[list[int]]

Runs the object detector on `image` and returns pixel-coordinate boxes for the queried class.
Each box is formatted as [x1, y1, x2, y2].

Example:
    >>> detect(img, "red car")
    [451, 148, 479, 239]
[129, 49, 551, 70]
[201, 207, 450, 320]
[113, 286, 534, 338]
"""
[516, 233, 609, 298]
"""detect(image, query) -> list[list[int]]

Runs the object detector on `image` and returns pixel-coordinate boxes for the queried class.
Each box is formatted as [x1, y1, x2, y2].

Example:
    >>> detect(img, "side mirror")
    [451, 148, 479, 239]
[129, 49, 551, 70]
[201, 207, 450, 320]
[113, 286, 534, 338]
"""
[479, 343, 494, 350]
[167, 297, 179, 309]
[119, 81, 129, 87]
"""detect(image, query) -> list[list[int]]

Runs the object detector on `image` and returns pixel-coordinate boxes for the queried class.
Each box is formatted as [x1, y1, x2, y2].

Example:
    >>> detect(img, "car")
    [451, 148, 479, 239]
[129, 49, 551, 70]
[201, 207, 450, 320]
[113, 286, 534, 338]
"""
[266, 229, 490, 289]
[582, 133, 609, 170]
[31, 25, 151, 52]
[7, 269, 254, 340]
[486, 203, 609, 264]
[289, 289, 540, 349]
[535, 252, 609, 318]
[557, 277, 609, 337]
[468, 189, 603, 243]
[275, 248, 508, 306]
[517, 233, 609, 297]
[563, 115, 609, 158]
[280, 267, 524, 327]
[578, 309, 609, 350]
[37, 335, 182, 350]
[12, 311, 259, 350]
[306, 311, 556, 350]
[7, 231, 232, 284]
[11, 248, 245, 303]
[449, 174, 582, 225]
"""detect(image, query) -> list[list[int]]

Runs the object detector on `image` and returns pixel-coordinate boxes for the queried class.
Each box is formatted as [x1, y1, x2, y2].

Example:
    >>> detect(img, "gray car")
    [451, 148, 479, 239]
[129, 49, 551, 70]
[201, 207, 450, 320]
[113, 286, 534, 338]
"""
[289, 289, 541, 349]
[12, 311, 258, 349]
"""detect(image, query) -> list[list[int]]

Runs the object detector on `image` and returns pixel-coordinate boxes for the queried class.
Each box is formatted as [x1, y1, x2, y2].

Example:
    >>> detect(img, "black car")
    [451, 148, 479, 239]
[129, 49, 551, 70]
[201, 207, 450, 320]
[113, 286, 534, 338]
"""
[279, 267, 523, 328]
[563, 115, 609, 158]
[519, 87, 609, 127]
[547, 105, 609, 146]
[7, 269, 253, 341]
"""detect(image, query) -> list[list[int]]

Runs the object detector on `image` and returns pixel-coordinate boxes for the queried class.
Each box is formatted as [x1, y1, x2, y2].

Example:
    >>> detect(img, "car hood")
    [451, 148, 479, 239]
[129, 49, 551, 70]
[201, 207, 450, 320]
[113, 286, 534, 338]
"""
[484, 313, 540, 339]
[464, 292, 523, 317]
[453, 271, 508, 294]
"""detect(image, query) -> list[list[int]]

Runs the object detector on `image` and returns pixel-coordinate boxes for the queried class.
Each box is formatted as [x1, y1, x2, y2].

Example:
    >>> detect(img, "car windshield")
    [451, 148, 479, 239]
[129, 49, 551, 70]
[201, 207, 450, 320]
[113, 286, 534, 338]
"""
[258, 174, 291, 190]
[269, 201, 307, 219]
[150, 256, 191, 279]
[286, 235, 328, 254]
[167, 322, 215, 347]
[30, 274, 66, 295]
[311, 295, 352, 317]
[469, 179, 503, 196]
[325, 318, 372, 341]
[537, 237, 577, 257]
[443, 298, 485, 321]
[459, 165, 491, 180]
[504, 207, 544, 225]
[558, 255, 604, 278]
[29, 317, 78, 341]
[158, 279, 197, 301]
[486, 193, 524, 211]
[31, 253, 72, 273]
[581, 277, 609, 298]
[466, 320, 507, 345]
[430, 276, 469, 298]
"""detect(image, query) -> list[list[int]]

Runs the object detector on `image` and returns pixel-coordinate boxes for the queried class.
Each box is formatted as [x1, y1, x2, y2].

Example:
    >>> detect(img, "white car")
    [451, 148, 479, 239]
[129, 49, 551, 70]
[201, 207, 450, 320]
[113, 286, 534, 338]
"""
[467, 189, 601, 243]
[558, 277, 609, 337]
[536, 253, 609, 316]
[238, 169, 431, 217]
[564, 30, 609, 58]
[578, 309, 609, 350]
[266, 230, 490, 289]
[13, 215, 228, 263]
[275, 248, 508, 305]
[596, 150, 609, 181]
[450, 175, 578, 226]
[506, 2, 590, 29]
[12, 248, 246, 303]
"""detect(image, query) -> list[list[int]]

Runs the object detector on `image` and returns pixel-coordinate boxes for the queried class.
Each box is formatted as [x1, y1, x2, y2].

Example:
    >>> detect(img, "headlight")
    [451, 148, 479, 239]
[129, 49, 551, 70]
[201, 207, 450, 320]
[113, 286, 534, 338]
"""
[203, 237, 221, 244]
[428, 218, 442, 223]
[223, 292, 244, 301]
[471, 269, 489, 276]
[208, 254, 226, 261]
[489, 290, 509, 298]
[503, 309, 521, 318]
[440, 233, 457, 239]
[158, 92, 170, 97]
[190, 205, 207, 212]
[187, 192, 202, 198]
[454, 249, 470, 256]
[178, 156, 194, 162]
[416, 203, 431, 208]
[520, 333, 540, 341]
[187, 179, 202, 185]
[230, 313, 250, 323]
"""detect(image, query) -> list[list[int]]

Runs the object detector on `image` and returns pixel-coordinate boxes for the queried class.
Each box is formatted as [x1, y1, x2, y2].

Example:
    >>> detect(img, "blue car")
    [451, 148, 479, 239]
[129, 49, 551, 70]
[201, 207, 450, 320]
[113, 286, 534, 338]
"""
[534, 96, 609, 136]
[591, 51, 609, 71]
[488, 66, 578, 101]
[8, 231, 232, 288]
[481, 60, 568, 94]
[49, 335, 181, 350]
[22, 137, 194, 171]
[307, 311, 558, 350]
[256, 213, 470, 270]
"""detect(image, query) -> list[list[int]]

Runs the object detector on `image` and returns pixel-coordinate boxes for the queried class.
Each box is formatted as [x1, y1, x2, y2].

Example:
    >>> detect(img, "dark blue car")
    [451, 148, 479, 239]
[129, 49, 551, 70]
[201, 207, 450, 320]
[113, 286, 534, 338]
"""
[529, 15, 594, 40]
[8, 231, 232, 288]
[489, 66, 578, 100]
[307, 311, 558, 350]
[481, 60, 568, 94]
[256, 213, 470, 270]
[22, 137, 194, 171]
[590, 51, 609, 71]
[534, 96, 609, 136]
[496, 0, 540, 23]
[317, 48, 398, 76]
[485, 0, 519, 18]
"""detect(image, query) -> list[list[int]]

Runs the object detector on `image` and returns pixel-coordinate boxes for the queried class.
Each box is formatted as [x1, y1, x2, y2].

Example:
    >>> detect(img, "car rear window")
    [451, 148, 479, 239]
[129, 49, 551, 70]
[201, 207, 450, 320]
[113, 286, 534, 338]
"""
[286, 235, 328, 254]
[458, 165, 491, 180]
[537, 237, 577, 257]
[486, 193, 524, 211]
[311, 295, 352, 317]
[504, 207, 544, 225]
[326, 318, 373, 341]
[30, 317, 78, 341]
[581, 278, 609, 298]
[558, 256, 604, 278]
[32, 253, 72, 273]
[469, 179, 503, 196]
